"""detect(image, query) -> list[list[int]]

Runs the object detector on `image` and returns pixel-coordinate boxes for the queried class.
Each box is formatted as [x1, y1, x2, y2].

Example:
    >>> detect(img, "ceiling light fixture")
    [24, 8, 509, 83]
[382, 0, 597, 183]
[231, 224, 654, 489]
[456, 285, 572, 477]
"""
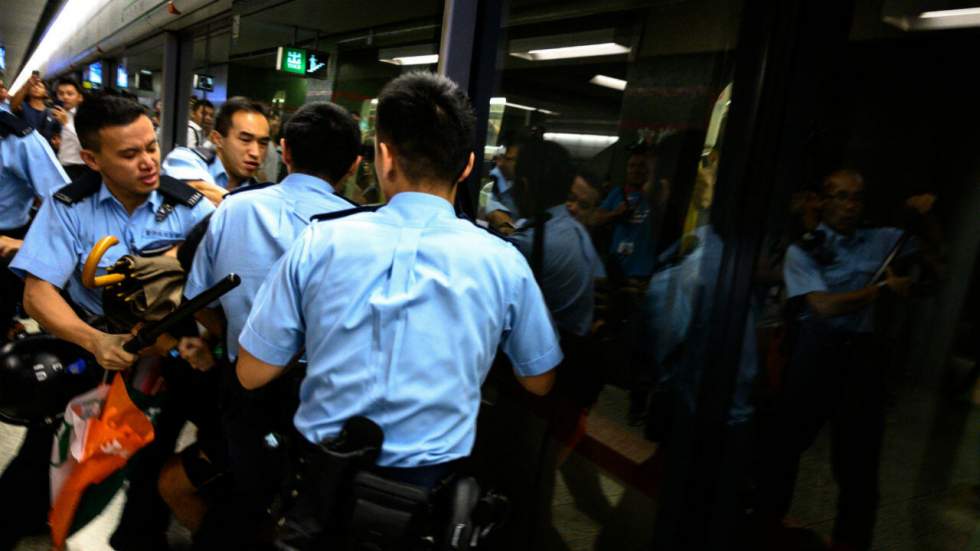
[590, 74, 628, 91]
[510, 29, 631, 61]
[378, 45, 438, 66]
[489, 97, 559, 116]
[884, 6, 980, 31]
[11, 0, 112, 90]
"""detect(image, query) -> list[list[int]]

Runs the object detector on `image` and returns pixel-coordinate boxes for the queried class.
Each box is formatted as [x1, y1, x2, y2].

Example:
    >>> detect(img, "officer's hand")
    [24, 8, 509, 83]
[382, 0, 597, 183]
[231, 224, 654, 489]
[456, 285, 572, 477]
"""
[51, 106, 68, 125]
[0, 236, 23, 258]
[187, 180, 228, 206]
[884, 267, 912, 298]
[92, 332, 137, 371]
[905, 193, 936, 215]
[178, 337, 215, 372]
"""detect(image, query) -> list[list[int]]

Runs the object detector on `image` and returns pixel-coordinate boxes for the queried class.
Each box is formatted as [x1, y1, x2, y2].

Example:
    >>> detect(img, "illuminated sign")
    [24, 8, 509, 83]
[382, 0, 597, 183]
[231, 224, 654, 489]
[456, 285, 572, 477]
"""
[275, 47, 329, 79]
[277, 47, 306, 75]
[193, 73, 214, 91]
[87, 62, 103, 86]
[116, 66, 128, 88]
[0, 46, 6, 72]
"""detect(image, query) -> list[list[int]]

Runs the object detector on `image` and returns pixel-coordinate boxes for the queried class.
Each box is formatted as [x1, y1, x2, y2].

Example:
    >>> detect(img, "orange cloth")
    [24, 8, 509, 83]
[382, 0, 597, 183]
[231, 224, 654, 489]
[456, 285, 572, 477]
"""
[49, 374, 155, 549]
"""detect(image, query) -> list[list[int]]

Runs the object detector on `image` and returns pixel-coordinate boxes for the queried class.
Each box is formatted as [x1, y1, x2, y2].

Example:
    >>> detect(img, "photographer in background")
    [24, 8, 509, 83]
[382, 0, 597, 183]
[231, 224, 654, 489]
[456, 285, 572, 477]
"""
[50, 77, 87, 180]
[9, 73, 61, 145]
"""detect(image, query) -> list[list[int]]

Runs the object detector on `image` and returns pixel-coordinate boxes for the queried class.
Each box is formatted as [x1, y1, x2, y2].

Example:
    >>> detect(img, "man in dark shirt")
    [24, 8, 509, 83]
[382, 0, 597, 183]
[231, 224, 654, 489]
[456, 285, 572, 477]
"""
[10, 74, 61, 144]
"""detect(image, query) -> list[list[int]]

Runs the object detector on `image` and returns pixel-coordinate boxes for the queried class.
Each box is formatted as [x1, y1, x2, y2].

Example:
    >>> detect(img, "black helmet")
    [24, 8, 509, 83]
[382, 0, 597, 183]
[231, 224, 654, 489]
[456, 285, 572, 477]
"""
[0, 335, 102, 427]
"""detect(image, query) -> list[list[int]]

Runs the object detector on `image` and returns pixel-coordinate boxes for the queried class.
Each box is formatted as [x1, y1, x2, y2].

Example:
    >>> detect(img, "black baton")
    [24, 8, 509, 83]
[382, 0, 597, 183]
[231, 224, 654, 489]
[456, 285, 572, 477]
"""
[123, 274, 241, 353]
[868, 232, 910, 287]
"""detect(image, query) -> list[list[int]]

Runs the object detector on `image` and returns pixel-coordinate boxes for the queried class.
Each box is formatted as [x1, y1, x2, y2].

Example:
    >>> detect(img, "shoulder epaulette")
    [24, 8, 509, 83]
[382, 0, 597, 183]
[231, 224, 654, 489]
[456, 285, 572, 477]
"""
[157, 175, 205, 208]
[311, 204, 381, 222]
[226, 181, 274, 197]
[0, 111, 32, 138]
[53, 170, 103, 205]
[191, 146, 217, 165]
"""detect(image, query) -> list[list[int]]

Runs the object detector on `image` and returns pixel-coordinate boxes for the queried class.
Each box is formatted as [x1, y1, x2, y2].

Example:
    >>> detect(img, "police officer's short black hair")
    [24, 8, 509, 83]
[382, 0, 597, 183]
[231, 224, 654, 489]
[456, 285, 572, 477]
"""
[284, 102, 362, 183]
[514, 140, 576, 215]
[376, 72, 475, 185]
[214, 97, 267, 137]
[75, 93, 147, 151]
[55, 77, 83, 95]
[193, 98, 214, 112]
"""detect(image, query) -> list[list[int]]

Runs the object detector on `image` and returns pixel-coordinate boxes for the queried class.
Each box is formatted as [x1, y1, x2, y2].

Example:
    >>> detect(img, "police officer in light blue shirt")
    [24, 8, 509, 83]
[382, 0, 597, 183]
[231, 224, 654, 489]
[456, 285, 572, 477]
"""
[0, 102, 70, 233]
[757, 169, 939, 551]
[1, 93, 214, 551]
[182, 102, 361, 362]
[484, 131, 525, 234]
[236, 75, 560, 523]
[160, 101, 366, 547]
[507, 139, 604, 338]
[1, 102, 71, 333]
[161, 97, 271, 205]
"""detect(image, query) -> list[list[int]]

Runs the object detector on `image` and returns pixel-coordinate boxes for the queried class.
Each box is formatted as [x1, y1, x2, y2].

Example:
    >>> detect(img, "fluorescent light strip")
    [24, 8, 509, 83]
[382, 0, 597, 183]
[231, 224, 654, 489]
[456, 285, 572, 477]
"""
[514, 42, 630, 61]
[489, 97, 558, 116]
[379, 54, 439, 66]
[543, 132, 619, 146]
[11, 0, 112, 90]
[590, 74, 627, 91]
[503, 101, 536, 112]
[920, 7, 980, 18]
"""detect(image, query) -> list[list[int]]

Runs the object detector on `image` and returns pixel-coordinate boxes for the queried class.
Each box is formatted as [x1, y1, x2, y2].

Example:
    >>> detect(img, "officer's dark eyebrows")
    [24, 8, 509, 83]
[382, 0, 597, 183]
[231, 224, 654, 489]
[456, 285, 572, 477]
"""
[237, 130, 271, 144]
[116, 137, 157, 156]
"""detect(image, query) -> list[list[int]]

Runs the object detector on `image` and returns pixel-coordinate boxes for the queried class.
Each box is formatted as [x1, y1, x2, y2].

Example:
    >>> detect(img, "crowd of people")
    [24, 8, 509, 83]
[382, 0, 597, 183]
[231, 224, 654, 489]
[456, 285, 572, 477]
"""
[0, 62, 948, 551]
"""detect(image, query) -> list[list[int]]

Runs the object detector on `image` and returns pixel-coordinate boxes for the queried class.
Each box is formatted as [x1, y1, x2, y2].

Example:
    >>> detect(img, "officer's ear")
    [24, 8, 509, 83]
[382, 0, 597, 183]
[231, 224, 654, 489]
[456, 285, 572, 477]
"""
[456, 152, 476, 184]
[343, 155, 363, 182]
[281, 138, 292, 169]
[376, 141, 397, 183]
[209, 129, 222, 149]
[80, 149, 101, 173]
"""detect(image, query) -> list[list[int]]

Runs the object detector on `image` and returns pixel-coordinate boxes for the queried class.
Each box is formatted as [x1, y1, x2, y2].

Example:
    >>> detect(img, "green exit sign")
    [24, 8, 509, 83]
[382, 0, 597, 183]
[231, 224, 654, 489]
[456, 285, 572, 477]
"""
[276, 47, 307, 75]
[275, 46, 331, 79]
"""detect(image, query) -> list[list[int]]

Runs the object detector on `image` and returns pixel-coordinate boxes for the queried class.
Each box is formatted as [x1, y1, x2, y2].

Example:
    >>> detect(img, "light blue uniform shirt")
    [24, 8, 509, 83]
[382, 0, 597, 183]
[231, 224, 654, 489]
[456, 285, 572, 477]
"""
[240, 191, 563, 467]
[508, 205, 605, 336]
[10, 182, 214, 316]
[185, 172, 355, 360]
[645, 225, 757, 424]
[784, 223, 906, 333]
[0, 107, 70, 230]
[161, 146, 229, 189]
[485, 166, 518, 217]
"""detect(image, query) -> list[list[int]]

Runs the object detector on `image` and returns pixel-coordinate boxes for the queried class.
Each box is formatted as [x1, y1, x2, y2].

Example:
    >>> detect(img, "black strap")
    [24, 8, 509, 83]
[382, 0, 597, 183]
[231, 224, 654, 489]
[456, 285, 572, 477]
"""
[226, 181, 274, 197]
[529, 213, 550, 278]
[53, 169, 103, 205]
[0, 111, 32, 138]
[311, 205, 381, 222]
[191, 145, 217, 165]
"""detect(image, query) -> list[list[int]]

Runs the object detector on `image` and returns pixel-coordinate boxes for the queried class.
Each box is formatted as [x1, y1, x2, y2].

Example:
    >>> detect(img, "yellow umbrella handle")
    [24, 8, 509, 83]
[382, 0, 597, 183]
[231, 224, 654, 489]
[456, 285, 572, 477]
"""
[82, 236, 127, 289]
